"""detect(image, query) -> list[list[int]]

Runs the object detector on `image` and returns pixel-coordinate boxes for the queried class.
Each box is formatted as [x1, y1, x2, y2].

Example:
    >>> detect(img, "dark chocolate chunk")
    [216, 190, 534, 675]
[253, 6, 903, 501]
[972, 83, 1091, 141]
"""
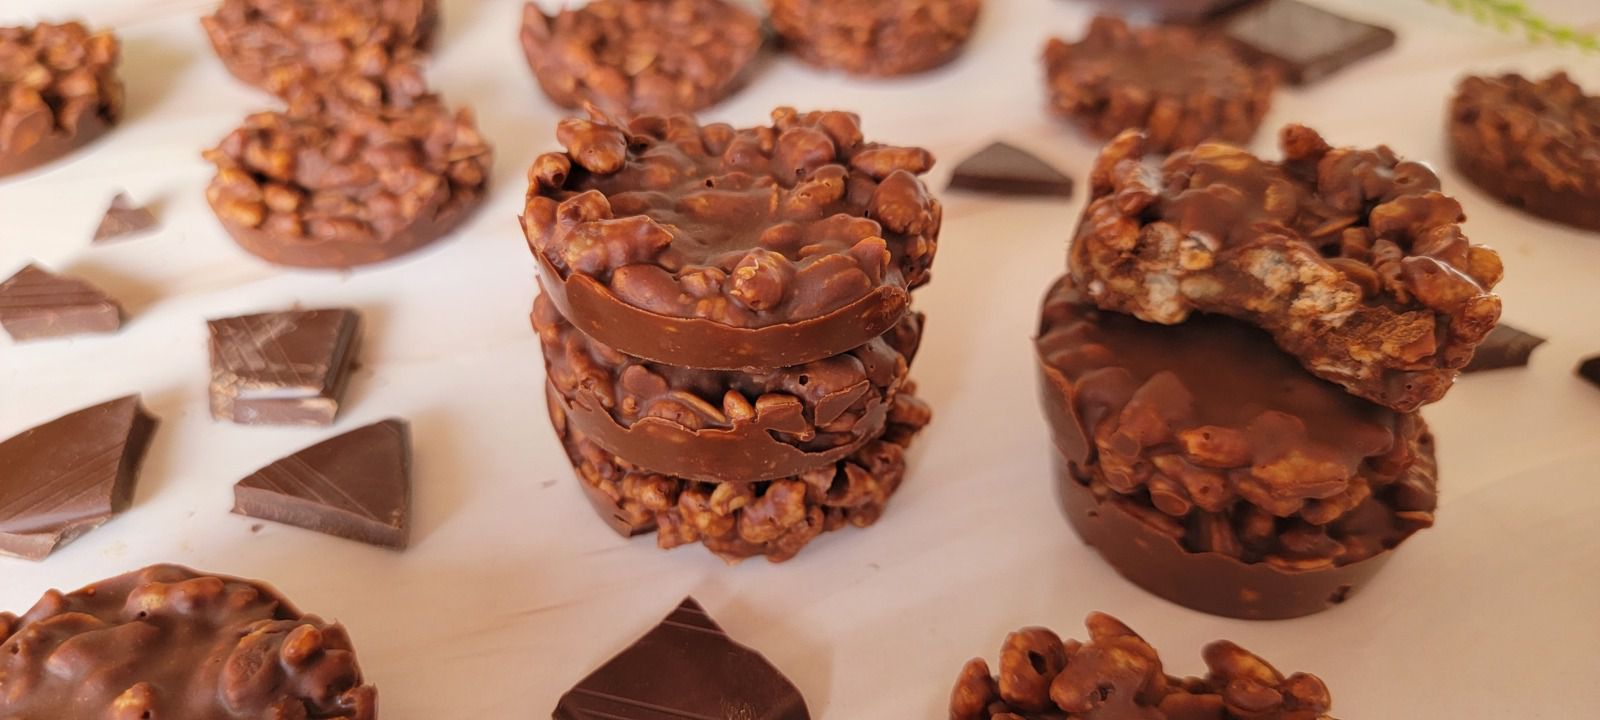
[92, 192, 158, 243]
[947, 141, 1074, 198]
[233, 418, 411, 549]
[555, 597, 810, 720]
[1215, 0, 1396, 85]
[1081, 0, 1256, 24]
[1579, 356, 1600, 390]
[0, 395, 157, 560]
[1463, 323, 1546, 373]
[0, 263, 123, 341]
[0, 564, 376, 718]
[208, 308, 362, 426]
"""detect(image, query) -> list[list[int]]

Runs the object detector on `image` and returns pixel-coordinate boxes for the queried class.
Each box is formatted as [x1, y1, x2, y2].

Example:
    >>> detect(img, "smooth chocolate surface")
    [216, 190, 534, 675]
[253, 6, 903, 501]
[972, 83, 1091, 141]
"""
[947, 142, 1074, 198]
[92, 191, 159, 243]
[0, 564, 376, 719]
[555, 597, 810, 720]
[233, 419, 411, 549]
[0, 395, 156, 560]
[0, 22, 123, 179]
[524, 107, 940, 370]
[0, 263, 123, 341]
[536, 291, 920, 483]
[1215, 0, 1396, 85]
[208, 308, 361, 426]
[1463, 323, 1546, 373]
[1100, 0, 1257, 23]
[951, 612, 1336, 719]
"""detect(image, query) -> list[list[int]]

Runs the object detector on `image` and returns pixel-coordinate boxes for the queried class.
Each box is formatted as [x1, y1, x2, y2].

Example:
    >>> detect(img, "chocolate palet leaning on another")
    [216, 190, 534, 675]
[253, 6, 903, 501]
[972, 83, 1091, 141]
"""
[0, 21, 122, 179]
[1070, 124, 1502, 412]
[201, 0, 438, 92]
[0, 565, 376, 719]
[519, 0, 765, 116]
[522, 107, 941, 369]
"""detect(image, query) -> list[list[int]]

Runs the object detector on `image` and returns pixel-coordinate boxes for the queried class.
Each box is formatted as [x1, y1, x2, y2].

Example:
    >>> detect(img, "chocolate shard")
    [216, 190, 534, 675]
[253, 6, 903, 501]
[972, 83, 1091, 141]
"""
[555, 597, 811, 720]
[0, 263, 123, 341]
[947, 141, 1074, 198]
[233, 419, 411, 549]
[1214, 0, 1397, 85]
[0, 395, 157, 560]
[1579, 356, 1600, 390]
[208, 308, 362, 426]
[92, 192, 159, 243]
[1464, 323, 1546, 373]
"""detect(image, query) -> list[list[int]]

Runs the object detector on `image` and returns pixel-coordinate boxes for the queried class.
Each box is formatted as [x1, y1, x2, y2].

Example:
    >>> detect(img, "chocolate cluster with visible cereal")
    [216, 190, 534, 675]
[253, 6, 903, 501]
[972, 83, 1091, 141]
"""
[951, 613, 1335, 720]
[766, 0, 982, 77]
[536, 292, 921, 483]
[0, 22, 122, 177]
[523, 107, 941, 369]
[520, 0, 764, 116]
[1449, 71, 1600, 232]
[1070, 124, 1502, 411]
[1043, 16, 1274, 153]
[553, 381, 931, 563]
[202, 0, 438, 92]
[0, 565, 375, 719]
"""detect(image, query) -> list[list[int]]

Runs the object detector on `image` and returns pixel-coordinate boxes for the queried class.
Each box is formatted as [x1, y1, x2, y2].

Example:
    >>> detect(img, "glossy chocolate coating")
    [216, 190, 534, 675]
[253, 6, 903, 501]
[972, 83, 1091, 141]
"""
[233, 419, 411, 549]
[1214, 0, 1397, 86]
[947, 141, 1074, 198]
[208, 308, 361, 426]
[0, 263, 123, 341]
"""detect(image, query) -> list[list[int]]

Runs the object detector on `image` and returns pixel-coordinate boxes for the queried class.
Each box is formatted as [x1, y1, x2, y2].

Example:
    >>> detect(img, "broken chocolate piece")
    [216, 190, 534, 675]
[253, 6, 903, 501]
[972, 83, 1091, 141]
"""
[208, 308, 361, 426]
[92, 192, 159, 243]
[1464, 323, 1546, 373]
[0, 264, 123, 341]
[555, 597, 810, 720]
[947, 141, 1074, 198]
[1215, 0, 1397, 85]
[1579, 356, 1600, 390]
[233, 418, 411, 548]
[0, 395, 157, 560]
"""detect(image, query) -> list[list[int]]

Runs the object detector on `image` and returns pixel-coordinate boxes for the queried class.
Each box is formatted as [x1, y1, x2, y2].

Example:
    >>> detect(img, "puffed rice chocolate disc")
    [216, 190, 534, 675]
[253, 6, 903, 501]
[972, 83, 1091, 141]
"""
[536, 291, 922, 483]
[202, 0, 438, 92]
[1043, 15, 1274, 153]
[0, 22, 122, 179]
[1449, 71, 1600, 233]
[0, 564, 376, 718]
[519, 0, 765, 116]
[1037, 277, 1439, 619]
[766, 0, 982, 77]
[203, 89, 491, 269]
[550, 381, 932, 563]
[523, 107, 942, 370]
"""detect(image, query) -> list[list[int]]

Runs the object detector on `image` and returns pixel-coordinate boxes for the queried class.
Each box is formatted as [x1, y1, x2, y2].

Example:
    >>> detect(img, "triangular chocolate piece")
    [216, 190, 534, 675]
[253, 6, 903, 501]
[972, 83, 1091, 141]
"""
[0, 264, 124, 341]
[92, 192, 159, 243]
[208, 308, 362, 426]
[0, 395, 158, 560]
[233, 419, 411, 549]
[555, 597, 811, 720]
[1463, 323, 1546, 373]
[947, 141, 1075, 198]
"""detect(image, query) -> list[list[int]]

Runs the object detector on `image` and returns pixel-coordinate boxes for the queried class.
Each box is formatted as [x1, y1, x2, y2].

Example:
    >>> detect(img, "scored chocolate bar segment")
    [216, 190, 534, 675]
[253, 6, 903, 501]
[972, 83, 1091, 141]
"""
[208, 308, 361, 426]
[0, 395, 157, 560]
[0, 264, 123, 341]
[1463, 323, 1546, 373]
[947, 141, 1074, 198]
[233, 418, 411, 548]
[1214, 0, 1397, 85]
[92, 191, 158, 243]
[555, 597, 810, 720]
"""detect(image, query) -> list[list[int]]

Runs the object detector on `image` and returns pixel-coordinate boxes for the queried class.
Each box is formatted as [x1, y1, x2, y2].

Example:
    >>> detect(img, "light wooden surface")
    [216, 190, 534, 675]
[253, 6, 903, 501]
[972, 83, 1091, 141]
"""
[3, 1, 1599, 717]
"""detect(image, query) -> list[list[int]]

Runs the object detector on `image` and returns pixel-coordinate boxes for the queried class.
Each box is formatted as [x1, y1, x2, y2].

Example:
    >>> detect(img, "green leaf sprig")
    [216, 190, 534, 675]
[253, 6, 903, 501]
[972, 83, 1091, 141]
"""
[1428, 0, 1600, 52]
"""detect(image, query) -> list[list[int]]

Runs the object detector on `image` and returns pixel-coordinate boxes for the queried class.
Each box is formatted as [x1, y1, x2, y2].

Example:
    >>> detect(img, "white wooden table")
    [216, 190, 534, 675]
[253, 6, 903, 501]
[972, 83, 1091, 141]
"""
[3, 0, 1598, 716]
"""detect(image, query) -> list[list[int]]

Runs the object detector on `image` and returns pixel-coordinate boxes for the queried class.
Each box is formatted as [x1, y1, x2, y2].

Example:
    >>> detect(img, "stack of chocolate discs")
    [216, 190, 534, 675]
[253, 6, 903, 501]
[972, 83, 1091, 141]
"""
[522, 107, 941, 562]
[1037, 124, 1505, 618]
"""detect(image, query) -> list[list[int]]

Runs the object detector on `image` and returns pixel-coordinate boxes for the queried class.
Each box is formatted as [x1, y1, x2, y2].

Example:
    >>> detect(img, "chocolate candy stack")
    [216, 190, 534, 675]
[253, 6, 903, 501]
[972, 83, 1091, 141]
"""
[1038, 125, 1504, 618]
[523, 107, 941, 562]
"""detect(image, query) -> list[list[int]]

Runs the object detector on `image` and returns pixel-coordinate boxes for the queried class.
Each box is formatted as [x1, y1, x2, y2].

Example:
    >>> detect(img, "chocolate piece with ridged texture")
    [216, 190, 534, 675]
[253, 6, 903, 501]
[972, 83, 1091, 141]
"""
[232, 418, 411, 548]
[208, 308, 362, 426]
[947, 141, 1074, 198]
[555, 597, 810, 720]
[92, 191, 159, 243]
[0, 395, 157, 560]
[0, 264, 123, 341]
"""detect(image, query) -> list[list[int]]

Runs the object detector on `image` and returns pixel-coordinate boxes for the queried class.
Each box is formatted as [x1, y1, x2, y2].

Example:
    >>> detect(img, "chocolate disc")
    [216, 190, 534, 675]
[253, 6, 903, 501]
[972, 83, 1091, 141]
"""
[0, 22, 122, 179]
[524, 107, 941, 370]
[201, 0, 438, 91]
[766, 0, 982, 77]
